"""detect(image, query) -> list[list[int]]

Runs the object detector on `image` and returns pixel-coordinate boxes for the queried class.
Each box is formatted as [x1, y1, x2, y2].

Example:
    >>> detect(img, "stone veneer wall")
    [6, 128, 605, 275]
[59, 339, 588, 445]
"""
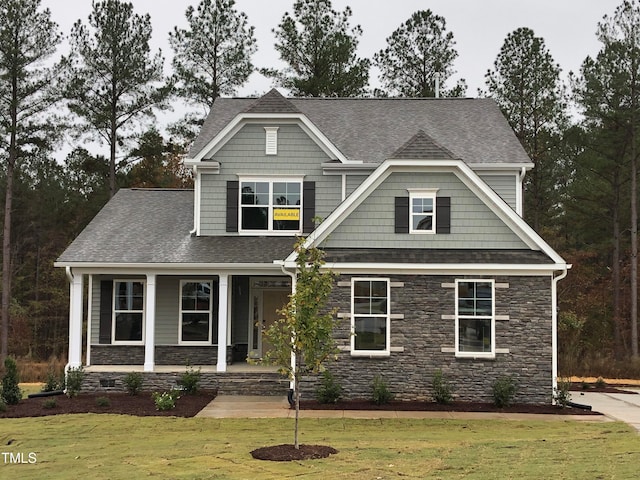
[90, 346, 233, 365]
[299, 274, 554, 404]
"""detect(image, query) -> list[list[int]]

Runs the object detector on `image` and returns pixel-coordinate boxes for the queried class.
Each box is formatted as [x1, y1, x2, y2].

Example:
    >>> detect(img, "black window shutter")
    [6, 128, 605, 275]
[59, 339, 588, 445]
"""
[226, 180, 239, 232]
[436, 197, 451, 234]
[99, 280, 113, 344]
[394, 197, 409, 233]
[302, 181, 316, 233]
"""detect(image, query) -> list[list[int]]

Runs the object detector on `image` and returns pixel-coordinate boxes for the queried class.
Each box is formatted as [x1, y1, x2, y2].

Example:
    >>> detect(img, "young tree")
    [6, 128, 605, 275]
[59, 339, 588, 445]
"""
[484, 27, 568, 232]
[374, 10, 466, 97]
[0, 0, 61, 361]
[63, 0, 170, 198]
[574, 0, 640, 357]
[263, 0, 369, 97]
[263, 240, 337, 449]
[169, 0, 256, 117]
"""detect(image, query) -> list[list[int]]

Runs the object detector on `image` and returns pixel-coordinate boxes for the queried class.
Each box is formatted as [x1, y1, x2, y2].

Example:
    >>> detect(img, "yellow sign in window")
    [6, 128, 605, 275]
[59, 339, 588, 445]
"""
[273, 208, 300, 221]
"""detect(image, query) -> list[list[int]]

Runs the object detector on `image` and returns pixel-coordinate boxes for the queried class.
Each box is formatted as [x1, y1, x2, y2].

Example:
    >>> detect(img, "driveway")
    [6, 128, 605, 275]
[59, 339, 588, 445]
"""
[577, 390, 640, 431]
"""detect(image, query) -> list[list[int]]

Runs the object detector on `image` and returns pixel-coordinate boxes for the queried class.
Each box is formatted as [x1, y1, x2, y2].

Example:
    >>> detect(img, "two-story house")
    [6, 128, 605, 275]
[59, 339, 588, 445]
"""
[56, 89, 569, 403]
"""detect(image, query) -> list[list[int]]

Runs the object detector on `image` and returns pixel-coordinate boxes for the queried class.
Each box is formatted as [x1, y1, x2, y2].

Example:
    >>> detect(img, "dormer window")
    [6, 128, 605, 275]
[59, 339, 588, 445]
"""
[408, 189, 438, 234]
[239, 177, 302, 234]
[265, 127, 279, 155]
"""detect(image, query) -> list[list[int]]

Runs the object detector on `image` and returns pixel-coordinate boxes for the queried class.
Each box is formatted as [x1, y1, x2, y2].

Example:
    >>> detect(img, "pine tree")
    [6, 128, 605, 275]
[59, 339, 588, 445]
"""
[263, 0, 369, 97]
[0, 0, 61, 361]
[63, 0, 170, 198]
[374, 10, 466, 97]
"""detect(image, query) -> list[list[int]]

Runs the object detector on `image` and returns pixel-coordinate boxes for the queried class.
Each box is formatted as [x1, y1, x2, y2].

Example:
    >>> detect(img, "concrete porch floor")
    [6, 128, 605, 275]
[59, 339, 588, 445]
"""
[84, 364, 280, 374]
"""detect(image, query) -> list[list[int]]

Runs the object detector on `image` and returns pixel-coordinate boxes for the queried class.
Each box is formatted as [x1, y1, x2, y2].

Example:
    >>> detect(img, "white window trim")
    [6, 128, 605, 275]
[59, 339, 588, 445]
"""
[112, 279, 146, 345]
[265, 127, 279, 155]
[179, 280, 213, 345]
[350, 277, 391, 357]
[454, 279, 495, 358]
[238, 176, 304, 235]
[408, 188, 439, 234]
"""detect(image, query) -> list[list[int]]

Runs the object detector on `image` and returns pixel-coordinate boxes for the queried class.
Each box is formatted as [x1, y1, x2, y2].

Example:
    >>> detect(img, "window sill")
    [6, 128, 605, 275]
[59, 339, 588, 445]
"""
[455, 352, 496, 360]
[350, 351, 390, 358]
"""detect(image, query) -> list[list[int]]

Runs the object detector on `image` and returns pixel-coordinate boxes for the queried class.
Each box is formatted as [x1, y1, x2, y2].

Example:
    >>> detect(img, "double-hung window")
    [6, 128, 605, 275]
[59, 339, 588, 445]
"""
[409, 189, 437, 234]
[240, 178, 302, 233]
[351, 278, 390, 356]
[180, 281, 214, 343]
[455, 280, 494, 357]
[113, 280, 145, 344]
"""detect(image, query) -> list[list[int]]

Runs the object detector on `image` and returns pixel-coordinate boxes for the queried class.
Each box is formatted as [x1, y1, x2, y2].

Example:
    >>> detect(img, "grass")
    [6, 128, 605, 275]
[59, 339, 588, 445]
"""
[20, 383, 45, 398]
[1, 416, 638, 479]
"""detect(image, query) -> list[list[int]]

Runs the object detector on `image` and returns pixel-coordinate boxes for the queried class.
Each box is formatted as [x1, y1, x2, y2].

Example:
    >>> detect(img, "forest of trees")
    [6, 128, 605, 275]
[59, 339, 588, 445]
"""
[0, 0, 639, 377]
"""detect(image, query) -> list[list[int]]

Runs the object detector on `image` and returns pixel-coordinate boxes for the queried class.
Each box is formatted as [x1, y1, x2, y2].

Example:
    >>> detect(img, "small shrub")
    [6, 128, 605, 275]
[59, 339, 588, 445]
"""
[492, 375, 517, 408]
[65, 366, 85, 398]
[2, 357, 22, 405]
[123, 371, 143, 396]
[595, 376, 606, 389]
[0, 397, 6, 412]
[554, 379, 572, 408]
[431, 369, 453, 405]
[581, 381, 590, 390]
[42, 398, 57, 409]
[316, 371, 343, 404]
[178, 365, 201, 395]
[371, 375, 394, 405]
[42, 368, 64, 392]
[95, 396, 111, 407]
[152, 390, 180, 411]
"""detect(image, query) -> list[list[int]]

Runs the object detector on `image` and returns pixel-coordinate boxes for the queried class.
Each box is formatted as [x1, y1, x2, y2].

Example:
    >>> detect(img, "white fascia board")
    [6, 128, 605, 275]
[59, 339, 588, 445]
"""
[183, 160, 220, 171]
[470, 163, 533, 171]
[53, 263, 283, 276]
[189, 113, 356, 164]
[322, 162, 378, 175]
[290, 158, 565, 265]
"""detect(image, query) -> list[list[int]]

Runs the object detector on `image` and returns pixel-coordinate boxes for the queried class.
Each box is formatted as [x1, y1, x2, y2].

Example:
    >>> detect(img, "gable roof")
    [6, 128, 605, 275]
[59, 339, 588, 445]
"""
[189, 93, 532, 167]
[55, 189, 296, 267]
[390, 130, 457, 160]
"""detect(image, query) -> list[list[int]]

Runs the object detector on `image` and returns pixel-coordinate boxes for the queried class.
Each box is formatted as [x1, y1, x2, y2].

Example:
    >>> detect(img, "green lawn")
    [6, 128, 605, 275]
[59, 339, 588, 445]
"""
[1, 416, 638, 479]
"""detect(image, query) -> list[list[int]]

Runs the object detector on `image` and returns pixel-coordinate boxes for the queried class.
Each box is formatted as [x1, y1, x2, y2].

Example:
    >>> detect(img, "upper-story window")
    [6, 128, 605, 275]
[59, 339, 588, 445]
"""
[240, 178, 302, 233]
[409, 189, 437, 234]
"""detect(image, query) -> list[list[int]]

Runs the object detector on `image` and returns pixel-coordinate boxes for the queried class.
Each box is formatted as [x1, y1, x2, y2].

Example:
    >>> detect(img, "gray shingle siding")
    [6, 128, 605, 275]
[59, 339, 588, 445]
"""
[480, 174, 518, 211]
[322, 171, 528, 249]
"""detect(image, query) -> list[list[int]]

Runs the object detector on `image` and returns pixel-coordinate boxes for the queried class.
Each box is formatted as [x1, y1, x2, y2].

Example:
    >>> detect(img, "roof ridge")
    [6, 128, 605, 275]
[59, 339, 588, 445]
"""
[390, 130, 458, 160]
[244, 88, 300, 113]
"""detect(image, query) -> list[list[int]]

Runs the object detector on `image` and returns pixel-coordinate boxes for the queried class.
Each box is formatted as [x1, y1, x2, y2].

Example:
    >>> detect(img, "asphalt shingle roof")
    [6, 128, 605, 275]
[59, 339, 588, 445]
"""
[57, 189, 297, 265]
[188, 91, 531, 166]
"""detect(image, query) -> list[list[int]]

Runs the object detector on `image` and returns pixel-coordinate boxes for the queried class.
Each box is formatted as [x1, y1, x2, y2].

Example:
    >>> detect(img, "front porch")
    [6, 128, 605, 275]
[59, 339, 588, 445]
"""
[82, 364, 289, 396]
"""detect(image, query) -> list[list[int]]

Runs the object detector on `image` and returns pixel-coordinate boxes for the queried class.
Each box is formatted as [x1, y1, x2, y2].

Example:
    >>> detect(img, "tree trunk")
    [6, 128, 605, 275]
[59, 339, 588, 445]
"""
[613, 188, 624, 358]
[631, 133, 638, 358]
[1, 159, 13, 362]
[294, 354, 300, 450]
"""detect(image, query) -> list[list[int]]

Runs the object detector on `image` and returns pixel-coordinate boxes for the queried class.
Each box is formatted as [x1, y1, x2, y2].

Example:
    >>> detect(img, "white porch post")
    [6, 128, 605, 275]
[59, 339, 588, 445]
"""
[144, 274, 156, 372]
[217, 274, 229, 372]
[67, 270, 83, 369]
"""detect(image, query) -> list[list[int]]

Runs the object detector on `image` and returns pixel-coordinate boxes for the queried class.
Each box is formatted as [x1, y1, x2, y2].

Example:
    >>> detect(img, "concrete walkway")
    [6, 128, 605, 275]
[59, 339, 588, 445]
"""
[577, 390, 640, 431]
[195, 394, 610, 423]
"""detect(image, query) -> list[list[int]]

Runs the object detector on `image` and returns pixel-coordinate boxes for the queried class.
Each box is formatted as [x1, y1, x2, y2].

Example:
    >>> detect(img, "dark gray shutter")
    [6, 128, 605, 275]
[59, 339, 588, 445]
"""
[394, 197, 409, 233]
[436, 197, 451, 234]
[226, 180, 239, 232]
[99, 281, 113, 344]
[302, 181, 316, 233]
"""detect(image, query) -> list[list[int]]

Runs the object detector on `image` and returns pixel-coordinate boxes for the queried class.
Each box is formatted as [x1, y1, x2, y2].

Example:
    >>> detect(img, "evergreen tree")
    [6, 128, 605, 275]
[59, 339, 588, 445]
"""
[263, 0, 369, 97]
[169, 0, 256, 116]
[63, 0, 170, 198]
[484, 27, 568, 232]
[0, 0, 61, 361]
[574, 0, 640, 358]
[374, 10, 466, 97]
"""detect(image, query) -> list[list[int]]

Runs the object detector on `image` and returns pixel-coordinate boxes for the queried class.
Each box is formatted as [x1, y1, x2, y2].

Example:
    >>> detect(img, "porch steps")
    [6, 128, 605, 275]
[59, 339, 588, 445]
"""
[216, 373, 289, 396]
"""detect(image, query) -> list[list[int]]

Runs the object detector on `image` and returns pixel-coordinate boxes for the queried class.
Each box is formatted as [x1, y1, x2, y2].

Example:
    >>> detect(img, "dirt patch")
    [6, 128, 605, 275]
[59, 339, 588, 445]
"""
[570, 384, 636, 394]
[251, 444, 338, 461]
[0, 391, 216, 418]
[299, 399, 602, 415]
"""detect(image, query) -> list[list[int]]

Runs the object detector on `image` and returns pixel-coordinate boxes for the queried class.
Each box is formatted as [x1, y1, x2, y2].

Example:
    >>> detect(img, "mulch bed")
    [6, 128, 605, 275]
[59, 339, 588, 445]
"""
[251, 444, 338, 461]
[299, 399, 603, 415]
[0, 391, 217, 418]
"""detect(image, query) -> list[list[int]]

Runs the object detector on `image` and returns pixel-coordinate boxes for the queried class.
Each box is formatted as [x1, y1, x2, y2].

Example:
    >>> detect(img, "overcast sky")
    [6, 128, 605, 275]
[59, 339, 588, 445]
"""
[42, 0, 623, 97]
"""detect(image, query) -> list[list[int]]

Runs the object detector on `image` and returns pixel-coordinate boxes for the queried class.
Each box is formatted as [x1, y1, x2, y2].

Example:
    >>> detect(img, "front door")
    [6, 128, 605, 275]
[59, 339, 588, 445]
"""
[249, 286, 290, 359]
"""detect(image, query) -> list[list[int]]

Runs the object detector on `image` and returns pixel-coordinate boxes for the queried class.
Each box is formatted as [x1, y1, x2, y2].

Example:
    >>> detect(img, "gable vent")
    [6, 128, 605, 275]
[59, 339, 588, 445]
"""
[265, 127, 279, 155]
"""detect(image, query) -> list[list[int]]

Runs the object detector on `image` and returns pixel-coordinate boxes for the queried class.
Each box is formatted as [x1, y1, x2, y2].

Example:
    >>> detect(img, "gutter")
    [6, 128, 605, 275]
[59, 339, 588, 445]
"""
[277, 260, 297, 392]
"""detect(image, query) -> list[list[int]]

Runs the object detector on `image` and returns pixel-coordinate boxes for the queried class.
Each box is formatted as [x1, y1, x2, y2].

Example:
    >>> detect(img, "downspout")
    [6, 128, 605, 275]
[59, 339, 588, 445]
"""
[64, 267, 73, 378]
[552, 267, 569, 403]
[279, 261, 297, 394]
[190, 165, 198, 235]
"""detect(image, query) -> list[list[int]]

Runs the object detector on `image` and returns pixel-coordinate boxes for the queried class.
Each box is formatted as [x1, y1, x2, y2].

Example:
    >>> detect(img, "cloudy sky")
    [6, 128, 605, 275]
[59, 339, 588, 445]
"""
[42, 0, 623, 97]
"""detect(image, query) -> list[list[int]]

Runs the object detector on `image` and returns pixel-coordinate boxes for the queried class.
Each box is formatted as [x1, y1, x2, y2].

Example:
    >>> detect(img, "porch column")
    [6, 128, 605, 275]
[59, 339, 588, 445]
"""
[67, 270, 83, 369]
[217, 274, 229, 372]
[144, 274, 156, 372]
